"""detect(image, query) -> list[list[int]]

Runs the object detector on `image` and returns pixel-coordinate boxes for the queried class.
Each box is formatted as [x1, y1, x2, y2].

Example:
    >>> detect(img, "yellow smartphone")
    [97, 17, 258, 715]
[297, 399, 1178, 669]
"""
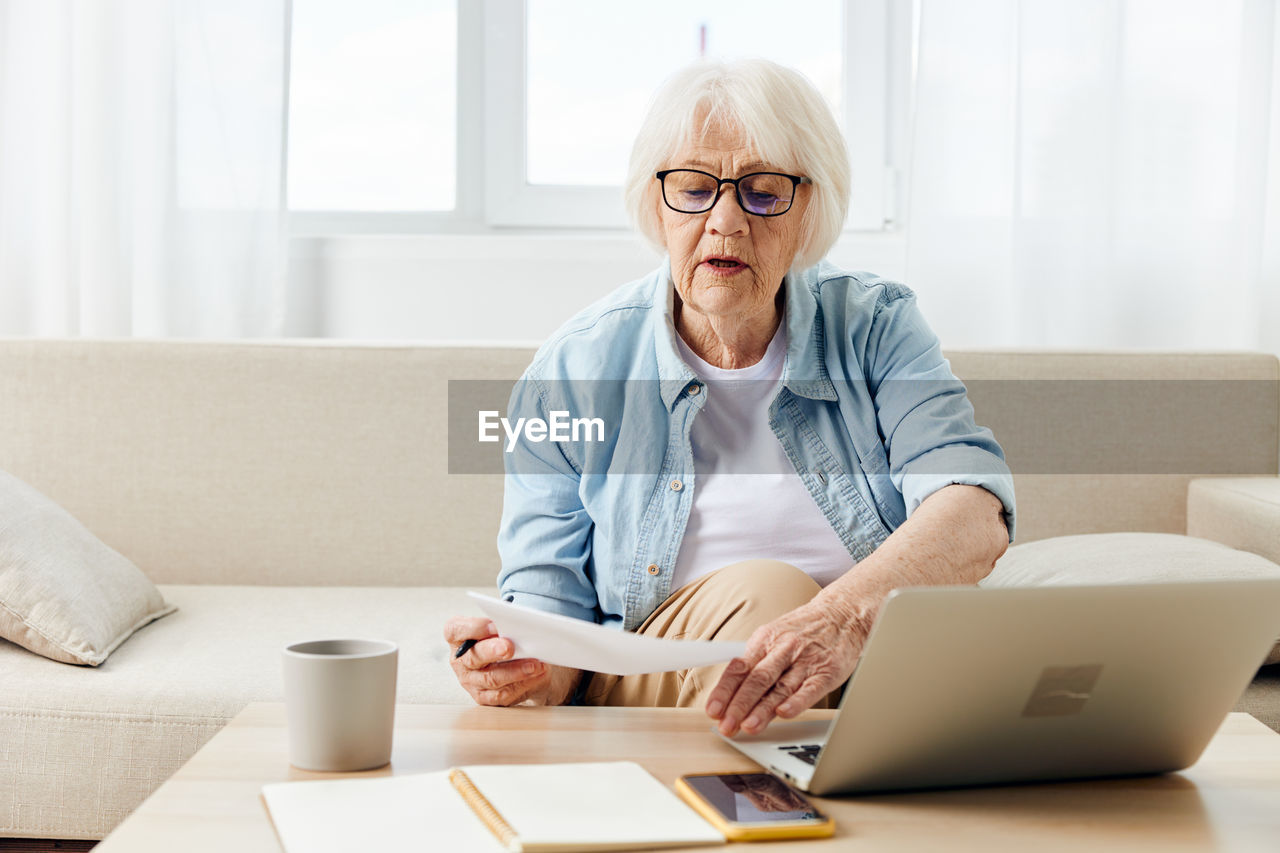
[675, 772, 835, 841]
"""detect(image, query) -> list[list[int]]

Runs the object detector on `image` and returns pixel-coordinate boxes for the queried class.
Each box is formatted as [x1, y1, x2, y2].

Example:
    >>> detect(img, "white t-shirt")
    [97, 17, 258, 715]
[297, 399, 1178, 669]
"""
[672, 321, 854, 592]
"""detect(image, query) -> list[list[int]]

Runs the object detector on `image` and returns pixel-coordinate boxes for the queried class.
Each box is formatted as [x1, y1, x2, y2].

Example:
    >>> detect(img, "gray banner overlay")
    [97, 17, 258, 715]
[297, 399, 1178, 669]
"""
[448, 379, 1279, 476]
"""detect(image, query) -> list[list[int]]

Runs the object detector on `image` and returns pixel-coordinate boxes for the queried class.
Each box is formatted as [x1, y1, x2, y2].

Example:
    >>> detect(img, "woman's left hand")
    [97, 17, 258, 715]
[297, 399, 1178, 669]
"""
[705, 598, 865, 736]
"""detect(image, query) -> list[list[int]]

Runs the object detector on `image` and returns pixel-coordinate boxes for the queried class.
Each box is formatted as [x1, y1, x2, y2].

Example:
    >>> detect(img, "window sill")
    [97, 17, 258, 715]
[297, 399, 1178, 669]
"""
[286, 229, 909, 340]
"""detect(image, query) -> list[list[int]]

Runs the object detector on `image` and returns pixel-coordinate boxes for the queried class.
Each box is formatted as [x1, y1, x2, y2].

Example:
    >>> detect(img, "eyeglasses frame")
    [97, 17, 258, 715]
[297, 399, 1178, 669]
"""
[654, 168, 812, 217]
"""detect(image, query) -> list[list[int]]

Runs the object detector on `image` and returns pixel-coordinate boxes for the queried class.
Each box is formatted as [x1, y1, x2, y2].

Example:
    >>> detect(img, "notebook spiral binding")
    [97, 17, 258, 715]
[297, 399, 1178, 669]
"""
[448, 767, 520, 851]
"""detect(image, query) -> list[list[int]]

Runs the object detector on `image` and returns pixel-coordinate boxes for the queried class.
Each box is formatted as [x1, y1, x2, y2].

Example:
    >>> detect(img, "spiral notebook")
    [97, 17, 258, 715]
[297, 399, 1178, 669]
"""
[262, 761, 725, 853]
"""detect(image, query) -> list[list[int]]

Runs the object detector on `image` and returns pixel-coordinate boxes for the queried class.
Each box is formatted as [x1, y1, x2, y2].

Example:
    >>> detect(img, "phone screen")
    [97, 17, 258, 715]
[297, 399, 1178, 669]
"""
[682, 773, 825, 824]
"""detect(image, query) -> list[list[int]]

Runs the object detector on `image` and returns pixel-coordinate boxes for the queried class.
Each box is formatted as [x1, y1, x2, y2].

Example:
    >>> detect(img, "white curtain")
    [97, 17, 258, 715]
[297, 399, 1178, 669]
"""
[906, 0, 1280, 354]
[0, 0, 289, 337]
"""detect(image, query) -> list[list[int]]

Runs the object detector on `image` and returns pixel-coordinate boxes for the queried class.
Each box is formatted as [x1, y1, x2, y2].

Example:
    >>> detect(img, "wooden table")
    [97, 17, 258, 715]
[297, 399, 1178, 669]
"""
[93, 704, 1280, 852]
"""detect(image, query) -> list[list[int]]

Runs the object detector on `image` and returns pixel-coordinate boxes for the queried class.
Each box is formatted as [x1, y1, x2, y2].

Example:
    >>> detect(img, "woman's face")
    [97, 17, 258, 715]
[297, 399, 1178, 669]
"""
[659, 123, 810, 327]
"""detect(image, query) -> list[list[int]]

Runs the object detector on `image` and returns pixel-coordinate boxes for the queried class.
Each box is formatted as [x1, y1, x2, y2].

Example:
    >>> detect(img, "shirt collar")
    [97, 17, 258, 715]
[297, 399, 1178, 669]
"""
[780, 263, 838, 401]
[652, 258, 699, 410]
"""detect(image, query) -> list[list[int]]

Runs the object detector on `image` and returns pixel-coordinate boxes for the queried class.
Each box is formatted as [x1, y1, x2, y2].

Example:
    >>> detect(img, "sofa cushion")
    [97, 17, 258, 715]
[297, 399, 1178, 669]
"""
[0, 583, 493, 840]
[984, 532, 1280, 664]
[0, 470, 175, 665]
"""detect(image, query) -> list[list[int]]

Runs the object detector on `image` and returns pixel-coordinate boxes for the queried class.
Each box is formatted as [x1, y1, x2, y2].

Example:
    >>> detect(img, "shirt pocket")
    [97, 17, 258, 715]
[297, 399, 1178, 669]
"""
[782, 397, 893, 558]
[852, 438, 907, 531]
[832, 391, 908, 532]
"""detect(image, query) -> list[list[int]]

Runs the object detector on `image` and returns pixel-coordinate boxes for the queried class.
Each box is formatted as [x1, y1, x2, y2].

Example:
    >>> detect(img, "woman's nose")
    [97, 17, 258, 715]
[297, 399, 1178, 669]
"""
[705, 185, 749, 237]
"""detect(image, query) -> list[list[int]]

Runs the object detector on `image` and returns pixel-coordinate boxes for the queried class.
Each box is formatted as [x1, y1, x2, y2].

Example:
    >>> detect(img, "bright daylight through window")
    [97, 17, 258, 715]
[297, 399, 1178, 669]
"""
[287, 0, 457, 211]
[525, 0, 842, 186]
[286, 0, 850, 226]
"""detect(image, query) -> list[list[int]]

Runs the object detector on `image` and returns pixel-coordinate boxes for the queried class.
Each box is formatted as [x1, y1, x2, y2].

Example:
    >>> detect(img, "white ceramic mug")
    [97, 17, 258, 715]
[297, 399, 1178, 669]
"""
[282, 638, 398, 771]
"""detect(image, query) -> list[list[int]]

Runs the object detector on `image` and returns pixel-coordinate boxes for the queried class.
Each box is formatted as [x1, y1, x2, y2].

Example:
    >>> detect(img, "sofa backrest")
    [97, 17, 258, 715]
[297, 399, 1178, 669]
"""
[949, 351, 1278, 544]
[0, 340, 1275, 587]
[0, 340, 527, 587]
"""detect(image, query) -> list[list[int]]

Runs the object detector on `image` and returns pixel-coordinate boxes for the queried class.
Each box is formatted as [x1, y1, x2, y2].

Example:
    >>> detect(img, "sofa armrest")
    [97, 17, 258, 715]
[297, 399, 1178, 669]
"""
[1187, 478, 1280, 566]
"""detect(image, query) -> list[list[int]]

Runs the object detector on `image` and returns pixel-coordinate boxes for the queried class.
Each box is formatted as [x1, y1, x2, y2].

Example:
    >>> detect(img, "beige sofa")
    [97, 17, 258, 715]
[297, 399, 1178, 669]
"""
[1, 340, 1278, 842]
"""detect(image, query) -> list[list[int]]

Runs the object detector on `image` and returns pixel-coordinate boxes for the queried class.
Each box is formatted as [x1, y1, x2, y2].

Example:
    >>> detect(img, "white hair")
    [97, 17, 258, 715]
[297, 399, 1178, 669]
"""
[623, 59, 851, 271]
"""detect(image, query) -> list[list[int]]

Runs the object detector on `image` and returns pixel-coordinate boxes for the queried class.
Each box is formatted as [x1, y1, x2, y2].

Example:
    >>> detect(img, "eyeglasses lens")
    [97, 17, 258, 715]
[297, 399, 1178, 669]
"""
[663, 171, 794, 215]
[738, 174, 793, 215]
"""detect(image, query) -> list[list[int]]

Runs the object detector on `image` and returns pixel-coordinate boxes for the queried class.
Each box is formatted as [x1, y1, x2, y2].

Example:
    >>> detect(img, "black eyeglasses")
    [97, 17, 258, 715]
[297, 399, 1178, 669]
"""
[655, 169, 811, 217]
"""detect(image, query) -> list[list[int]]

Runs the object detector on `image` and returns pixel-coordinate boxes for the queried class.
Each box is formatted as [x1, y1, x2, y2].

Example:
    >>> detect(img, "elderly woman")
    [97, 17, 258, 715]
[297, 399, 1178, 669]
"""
[445, 59, 1014, 737]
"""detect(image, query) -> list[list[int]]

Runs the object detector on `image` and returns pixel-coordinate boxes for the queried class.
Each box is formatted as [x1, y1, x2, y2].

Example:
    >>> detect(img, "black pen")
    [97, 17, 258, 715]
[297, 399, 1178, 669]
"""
[454, 638, 479, 659]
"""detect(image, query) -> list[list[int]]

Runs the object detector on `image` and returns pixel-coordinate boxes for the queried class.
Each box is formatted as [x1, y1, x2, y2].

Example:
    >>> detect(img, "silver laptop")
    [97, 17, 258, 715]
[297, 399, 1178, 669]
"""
[721, 580, 1280, 795]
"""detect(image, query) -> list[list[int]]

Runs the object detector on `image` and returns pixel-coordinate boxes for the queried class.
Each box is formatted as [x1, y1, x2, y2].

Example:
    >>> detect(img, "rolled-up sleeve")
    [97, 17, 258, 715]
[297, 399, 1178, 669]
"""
[866, 290, 1016, 542]
[495, 375, 601, 623]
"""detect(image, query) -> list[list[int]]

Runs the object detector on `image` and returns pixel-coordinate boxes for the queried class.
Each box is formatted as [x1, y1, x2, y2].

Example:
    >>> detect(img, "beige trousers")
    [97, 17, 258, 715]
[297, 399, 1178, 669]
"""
[582, 559, 833, 710]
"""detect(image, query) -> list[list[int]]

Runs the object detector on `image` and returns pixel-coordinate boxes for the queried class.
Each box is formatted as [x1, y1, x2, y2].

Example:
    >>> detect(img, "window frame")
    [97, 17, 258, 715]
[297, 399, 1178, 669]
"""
[288, 0, 906, 237]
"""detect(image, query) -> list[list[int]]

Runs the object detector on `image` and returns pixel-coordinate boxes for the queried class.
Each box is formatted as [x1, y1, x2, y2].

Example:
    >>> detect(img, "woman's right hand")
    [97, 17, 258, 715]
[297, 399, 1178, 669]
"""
[444, 616, 582, 706]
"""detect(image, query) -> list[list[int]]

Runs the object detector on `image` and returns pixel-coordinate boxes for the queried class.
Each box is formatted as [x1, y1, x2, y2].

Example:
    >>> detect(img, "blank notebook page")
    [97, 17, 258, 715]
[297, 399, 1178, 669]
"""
[263, 772, 504, 852]
[456, 761, 724, 851]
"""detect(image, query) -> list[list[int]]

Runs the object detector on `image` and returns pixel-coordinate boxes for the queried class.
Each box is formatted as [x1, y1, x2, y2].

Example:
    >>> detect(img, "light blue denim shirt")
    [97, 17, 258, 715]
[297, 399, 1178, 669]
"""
[497, 259, 1015, 632]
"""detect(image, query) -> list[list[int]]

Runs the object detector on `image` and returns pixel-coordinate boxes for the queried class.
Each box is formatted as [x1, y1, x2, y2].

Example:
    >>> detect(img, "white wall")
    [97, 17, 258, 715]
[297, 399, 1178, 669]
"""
[286, 231, 909, 343]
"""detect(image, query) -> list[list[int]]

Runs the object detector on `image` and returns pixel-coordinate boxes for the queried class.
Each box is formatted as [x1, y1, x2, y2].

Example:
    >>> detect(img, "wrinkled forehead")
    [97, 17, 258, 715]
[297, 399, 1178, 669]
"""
[666, 107, 801, 175]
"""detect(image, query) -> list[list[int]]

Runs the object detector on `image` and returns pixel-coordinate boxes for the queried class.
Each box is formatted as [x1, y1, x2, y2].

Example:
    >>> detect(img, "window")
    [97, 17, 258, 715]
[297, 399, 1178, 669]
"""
[287, 0, 456, 211]
[287, 0, 905, 234]
[525, 1, 843, 187]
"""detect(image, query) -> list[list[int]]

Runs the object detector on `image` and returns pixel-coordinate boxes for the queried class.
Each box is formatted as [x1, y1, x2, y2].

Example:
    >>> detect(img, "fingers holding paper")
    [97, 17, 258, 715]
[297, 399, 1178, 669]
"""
[445, 616, 540, 704]
[704, 601, 863, 737]
[444, 616, 581, 707]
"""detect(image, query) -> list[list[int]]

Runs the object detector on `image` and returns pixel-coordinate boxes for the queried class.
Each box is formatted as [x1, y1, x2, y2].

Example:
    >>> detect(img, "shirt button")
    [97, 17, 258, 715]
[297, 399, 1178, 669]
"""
[687, 383, 701, 396]
[646, 564, 660, 576]
[670, 479, 683, 491]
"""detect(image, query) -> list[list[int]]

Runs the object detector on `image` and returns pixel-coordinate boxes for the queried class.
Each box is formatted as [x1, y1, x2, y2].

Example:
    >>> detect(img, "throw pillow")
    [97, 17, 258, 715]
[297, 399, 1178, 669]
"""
[984, 532, 1280, 665]
[0, 470, 176, 665]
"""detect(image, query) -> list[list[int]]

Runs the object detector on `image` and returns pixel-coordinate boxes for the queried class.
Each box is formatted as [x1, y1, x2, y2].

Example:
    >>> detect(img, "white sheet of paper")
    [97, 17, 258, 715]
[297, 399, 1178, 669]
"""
[468, 592, 747, 676]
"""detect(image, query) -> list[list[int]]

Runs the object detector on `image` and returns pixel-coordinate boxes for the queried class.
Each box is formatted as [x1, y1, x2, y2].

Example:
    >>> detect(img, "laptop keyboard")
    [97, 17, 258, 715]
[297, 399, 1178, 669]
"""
[777, 744, 823, 766]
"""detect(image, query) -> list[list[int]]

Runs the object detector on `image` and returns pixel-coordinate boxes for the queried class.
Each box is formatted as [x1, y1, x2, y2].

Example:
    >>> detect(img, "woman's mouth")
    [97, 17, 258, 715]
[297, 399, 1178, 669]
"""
[700, 256, 747, 275]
